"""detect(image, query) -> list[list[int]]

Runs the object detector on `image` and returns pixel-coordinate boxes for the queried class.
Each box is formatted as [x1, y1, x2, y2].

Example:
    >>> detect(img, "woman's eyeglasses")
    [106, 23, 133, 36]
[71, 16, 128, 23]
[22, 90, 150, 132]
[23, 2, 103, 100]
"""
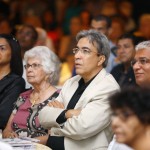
[24, 63, 42, 70]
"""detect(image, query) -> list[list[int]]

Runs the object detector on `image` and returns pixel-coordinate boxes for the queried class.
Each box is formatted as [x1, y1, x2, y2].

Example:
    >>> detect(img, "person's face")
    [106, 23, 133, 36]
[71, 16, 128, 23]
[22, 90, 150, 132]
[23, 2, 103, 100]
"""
[132, 48, 150, 87]
[69, 17, 82, 36]
[111, 109, 145, 147]
[0, 38, 11, 66]
[16, 26, 36, 51]
[91, 20, 109, 36]
[74, 37, 104, 82]
[0, 21, 12, 34]
[25, 57, 48, 86]
[117, 38, 135, 64]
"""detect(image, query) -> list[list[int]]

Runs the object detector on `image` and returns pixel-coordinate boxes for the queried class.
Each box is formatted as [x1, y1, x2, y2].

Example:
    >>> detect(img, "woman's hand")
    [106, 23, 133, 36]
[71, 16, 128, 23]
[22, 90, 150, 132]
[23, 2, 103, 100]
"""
[3, 130, 18, 138]
[48, 100, 64, 109]
[65, 109, 81, 119]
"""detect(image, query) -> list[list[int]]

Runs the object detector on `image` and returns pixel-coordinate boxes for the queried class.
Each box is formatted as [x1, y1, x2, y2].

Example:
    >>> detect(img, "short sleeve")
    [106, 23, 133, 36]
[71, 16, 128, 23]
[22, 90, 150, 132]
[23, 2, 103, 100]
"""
[12, 96, 25, 114]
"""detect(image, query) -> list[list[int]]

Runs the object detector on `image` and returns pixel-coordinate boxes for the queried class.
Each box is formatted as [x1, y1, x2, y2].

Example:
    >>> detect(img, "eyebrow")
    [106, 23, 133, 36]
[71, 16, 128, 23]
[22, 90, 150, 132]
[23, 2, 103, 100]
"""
[0, 45, 7, 48]
[136, 57, 148, 59]
[76, 46, 91, 50]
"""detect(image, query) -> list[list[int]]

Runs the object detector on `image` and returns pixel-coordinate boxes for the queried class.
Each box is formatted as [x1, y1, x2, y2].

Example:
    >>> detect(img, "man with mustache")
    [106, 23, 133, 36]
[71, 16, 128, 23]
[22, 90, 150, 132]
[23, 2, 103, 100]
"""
[132, 40, 150, 88]
[39, 29, 120, 150]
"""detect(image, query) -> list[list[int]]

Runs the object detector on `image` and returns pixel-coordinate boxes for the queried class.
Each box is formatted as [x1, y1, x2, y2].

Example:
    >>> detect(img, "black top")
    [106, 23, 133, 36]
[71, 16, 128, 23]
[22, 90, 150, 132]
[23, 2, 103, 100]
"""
[47, 77, 95, 150]
[111, 63, 136, 88]
[0, 72, 25, 130]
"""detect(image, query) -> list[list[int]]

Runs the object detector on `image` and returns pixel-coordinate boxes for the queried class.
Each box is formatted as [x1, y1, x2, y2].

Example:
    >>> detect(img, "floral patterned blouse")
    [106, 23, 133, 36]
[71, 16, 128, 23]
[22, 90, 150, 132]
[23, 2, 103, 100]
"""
[11, 89, 59, 138]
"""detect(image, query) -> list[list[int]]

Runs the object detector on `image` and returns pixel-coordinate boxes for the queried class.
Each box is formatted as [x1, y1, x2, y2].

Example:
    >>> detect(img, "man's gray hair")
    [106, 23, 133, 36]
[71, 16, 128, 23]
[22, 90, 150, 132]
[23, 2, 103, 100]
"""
[76, 29, 110, 67]
[135, 40, 150, 51]
[24, 46, 61, 85]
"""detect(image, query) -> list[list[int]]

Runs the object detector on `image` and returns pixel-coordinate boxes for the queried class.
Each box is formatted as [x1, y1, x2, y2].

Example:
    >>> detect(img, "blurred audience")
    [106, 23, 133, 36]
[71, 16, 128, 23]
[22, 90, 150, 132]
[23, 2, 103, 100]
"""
[91, 14, 118, 72]
[35, 27, 55, 53]
[109, 16, 125, 46]
[3, 46, 60, 145]
[0, 16, 12, 34]
[117, 0, 136, 32]
[58, 16, 82, 86]
[0, 34, 25, 130]
[134, 14, 150, 40]
[16, 24, 38, 89]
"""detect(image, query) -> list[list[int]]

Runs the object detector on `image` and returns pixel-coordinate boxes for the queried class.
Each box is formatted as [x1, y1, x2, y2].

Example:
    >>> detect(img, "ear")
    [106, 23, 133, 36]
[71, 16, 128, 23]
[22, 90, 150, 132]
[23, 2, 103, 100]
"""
[98, 55, 105, 66]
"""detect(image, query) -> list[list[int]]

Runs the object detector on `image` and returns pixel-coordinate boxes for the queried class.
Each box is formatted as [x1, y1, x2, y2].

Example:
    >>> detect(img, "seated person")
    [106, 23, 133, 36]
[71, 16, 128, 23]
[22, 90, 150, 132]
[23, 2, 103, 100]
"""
[0, 34, 25, 130]
[39, 29, 120, 150]
[111, 33, 138, 88]
[110, 87, 150, 150]
[2, 46, 60, 145]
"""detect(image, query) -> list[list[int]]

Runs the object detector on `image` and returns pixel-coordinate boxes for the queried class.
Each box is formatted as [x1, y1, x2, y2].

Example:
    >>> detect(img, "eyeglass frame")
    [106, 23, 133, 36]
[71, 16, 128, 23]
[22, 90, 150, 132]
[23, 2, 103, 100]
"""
[24, 63, 43, 70]
[131, 57, 150, 67]
[72, 47, 100, 56]
[111, 110, 134, 121]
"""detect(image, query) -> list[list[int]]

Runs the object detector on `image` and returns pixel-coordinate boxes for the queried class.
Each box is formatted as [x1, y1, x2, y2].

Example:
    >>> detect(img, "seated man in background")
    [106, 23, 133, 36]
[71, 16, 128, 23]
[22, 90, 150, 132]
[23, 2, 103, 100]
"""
[111, 33, 139, 88]
[39, 29, 120, 150]
[110, 87, 150, 150]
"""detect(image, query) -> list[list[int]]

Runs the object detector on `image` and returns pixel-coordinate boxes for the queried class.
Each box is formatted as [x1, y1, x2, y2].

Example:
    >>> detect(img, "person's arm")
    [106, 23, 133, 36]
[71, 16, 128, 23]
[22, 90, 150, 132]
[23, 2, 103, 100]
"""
[0, 78, 25, 129]
[35, 135, 49, 145]
[50, 94, 112, 140]
[3, 113, 18, 138]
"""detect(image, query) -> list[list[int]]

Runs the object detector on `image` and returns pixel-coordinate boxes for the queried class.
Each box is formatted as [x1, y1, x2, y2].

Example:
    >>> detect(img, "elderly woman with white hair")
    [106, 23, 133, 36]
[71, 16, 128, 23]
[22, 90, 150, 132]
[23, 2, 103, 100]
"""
[2, 46, 60, 144]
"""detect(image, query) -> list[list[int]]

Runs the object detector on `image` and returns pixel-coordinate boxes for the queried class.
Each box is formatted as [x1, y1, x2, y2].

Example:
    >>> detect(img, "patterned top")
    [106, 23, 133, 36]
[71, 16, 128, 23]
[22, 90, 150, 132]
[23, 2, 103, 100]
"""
[11, 89, 59, 138]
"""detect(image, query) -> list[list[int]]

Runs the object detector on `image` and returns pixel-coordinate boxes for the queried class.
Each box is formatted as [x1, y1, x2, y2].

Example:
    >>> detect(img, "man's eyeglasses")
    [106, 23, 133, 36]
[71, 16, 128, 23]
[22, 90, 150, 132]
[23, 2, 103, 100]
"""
[24, 63, 42, 70]
[72, 48, 100, 56]
[111, 111, 134, 121]
[131, 58, 150, 67]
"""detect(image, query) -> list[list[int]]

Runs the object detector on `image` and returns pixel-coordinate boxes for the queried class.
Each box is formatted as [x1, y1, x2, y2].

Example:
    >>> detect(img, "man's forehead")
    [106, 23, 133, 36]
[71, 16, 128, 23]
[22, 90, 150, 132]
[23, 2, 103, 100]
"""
[135, 48, 150, 57]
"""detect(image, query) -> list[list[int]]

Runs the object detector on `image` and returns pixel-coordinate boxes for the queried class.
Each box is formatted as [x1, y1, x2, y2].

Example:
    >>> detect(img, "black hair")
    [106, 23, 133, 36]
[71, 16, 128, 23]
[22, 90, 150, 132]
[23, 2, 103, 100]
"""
[0, 34, 23, 76]
[109, 86, 150, 125]
[119, 33, 146, 46]
[92, 14, 112, 28]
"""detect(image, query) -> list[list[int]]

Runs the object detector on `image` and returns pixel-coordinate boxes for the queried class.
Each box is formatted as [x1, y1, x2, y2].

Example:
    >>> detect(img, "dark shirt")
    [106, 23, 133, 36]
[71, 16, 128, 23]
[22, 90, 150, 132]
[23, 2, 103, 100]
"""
[0, 72, 25, 130]
[111, 64, 136, 88]
[47, 77, 95, 150]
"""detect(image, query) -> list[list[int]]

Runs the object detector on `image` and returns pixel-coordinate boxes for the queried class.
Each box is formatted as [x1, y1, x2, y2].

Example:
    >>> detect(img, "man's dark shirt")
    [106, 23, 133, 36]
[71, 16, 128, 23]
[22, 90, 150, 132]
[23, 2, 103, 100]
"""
[47, 76, 96, 150]
[111, 64, 136, 88]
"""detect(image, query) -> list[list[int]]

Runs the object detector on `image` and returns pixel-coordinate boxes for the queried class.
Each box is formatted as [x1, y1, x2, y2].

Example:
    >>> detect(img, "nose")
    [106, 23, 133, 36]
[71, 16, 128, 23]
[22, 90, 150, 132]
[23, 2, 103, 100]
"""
[74, 50, 82, 58]
[132, 61, 141, 70]
[111, 116, 120, 130]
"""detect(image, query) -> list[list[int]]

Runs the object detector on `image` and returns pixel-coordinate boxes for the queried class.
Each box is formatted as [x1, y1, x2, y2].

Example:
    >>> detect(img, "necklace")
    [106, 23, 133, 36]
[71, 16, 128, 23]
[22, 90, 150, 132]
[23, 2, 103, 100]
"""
[30, 84, 51, 107]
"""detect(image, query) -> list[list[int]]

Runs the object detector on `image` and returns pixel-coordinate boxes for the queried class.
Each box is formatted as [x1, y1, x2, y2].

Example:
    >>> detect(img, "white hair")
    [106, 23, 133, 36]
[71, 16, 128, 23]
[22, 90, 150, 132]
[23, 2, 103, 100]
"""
[24, 46, 61, 85]
[135, 40, 150, 51]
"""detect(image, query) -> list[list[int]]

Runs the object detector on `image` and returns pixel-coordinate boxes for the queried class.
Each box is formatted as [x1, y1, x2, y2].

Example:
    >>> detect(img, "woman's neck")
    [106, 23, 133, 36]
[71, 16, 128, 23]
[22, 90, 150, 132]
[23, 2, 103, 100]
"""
[0, 66, 11, 80]
[33, 82, 52, 93]
[30, 82, 57, 106]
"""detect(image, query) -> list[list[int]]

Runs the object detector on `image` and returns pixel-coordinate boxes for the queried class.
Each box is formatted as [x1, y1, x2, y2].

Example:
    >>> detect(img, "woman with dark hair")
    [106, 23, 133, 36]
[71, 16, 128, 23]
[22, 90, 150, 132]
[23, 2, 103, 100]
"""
[0, 34, 25, 130]
[109, 87, 150, 150]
